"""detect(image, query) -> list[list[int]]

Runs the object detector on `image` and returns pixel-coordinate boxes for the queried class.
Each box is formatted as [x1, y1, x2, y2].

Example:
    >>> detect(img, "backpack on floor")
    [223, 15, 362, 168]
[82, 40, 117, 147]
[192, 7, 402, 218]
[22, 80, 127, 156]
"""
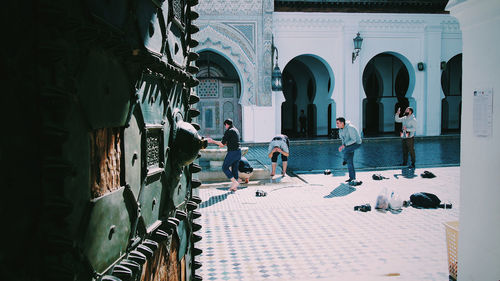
[410, 192, 441, 208]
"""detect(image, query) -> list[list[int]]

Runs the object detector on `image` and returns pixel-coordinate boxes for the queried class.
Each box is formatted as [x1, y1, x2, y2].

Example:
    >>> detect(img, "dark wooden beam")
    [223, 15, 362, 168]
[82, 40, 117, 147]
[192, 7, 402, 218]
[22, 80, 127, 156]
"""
[274, 0, 449, 13]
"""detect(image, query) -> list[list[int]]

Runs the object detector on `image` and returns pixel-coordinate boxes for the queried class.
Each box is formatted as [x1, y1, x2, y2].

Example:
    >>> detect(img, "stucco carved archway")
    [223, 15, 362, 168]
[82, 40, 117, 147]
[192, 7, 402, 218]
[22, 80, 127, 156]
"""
[194, 24, 256, 106]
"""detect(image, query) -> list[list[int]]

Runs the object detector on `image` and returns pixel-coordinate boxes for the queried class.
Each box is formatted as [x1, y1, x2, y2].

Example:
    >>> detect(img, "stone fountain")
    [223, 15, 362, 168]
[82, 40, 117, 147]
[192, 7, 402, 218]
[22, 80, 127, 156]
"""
[199, 146, 249, 168]
[197, 146, 271, 182]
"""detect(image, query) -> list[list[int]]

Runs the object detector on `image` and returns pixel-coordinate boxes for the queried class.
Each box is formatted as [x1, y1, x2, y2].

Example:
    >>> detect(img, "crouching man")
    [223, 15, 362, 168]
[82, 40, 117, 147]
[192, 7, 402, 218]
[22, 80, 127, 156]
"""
[238, 156, 254, 183]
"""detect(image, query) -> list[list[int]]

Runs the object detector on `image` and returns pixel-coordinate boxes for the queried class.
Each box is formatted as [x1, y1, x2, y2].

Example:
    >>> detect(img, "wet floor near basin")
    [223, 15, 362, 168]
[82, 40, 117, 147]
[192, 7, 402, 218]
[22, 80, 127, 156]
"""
[244, 136, 460, 172]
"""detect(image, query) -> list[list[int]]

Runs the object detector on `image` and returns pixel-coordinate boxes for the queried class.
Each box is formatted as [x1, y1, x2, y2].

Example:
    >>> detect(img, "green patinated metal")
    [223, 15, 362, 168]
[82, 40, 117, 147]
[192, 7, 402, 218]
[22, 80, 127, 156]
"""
[77, 49, 132, 129]
[83, 187, 132, 274]
[140, 174, 163, 231]
[124, 113, 143, 199]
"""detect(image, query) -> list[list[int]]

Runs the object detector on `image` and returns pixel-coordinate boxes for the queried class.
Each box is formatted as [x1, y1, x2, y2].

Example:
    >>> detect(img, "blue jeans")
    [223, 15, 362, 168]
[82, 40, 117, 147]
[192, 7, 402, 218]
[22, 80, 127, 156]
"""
[343, 143, 361, 180]
[222, 150, 241, 179]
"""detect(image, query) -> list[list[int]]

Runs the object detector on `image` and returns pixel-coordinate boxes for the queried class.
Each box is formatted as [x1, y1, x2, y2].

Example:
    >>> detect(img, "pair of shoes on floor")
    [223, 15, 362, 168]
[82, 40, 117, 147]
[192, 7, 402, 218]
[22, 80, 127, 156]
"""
[345, 178, 354, 182]
[255, 190, 267, 197]
[349, 180, 363, 186]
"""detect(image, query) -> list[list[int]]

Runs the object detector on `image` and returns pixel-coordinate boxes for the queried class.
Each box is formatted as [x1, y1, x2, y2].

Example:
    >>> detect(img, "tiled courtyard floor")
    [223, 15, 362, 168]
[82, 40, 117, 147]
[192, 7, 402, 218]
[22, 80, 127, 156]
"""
[195, 166, 460, 281]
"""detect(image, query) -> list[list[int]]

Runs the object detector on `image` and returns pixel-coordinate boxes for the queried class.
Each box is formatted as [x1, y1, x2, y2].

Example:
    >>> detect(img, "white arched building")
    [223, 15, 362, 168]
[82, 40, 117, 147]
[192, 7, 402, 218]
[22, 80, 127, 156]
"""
[193, 0, 462, 142]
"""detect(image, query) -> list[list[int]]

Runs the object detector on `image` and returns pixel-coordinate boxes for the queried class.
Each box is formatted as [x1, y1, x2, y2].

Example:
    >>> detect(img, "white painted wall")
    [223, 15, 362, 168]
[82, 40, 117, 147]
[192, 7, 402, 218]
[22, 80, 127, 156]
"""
[241, 90, 284, 142]
[273, 12, 462, 140]
[447, 1, 500, 280]
[274, 90, 286, 136]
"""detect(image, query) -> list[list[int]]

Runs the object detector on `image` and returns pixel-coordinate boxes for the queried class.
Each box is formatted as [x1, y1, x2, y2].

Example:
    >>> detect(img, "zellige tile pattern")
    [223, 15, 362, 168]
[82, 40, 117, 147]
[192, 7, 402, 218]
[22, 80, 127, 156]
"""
[196, 167, 459, 281]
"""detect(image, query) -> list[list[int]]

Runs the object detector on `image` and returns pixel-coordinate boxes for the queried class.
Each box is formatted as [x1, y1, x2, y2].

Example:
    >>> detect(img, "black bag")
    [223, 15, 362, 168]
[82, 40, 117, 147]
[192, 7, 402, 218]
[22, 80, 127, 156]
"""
[372, 173, 388, 180]
[420, 170, 436, 178]
[410, 192, 441, 208]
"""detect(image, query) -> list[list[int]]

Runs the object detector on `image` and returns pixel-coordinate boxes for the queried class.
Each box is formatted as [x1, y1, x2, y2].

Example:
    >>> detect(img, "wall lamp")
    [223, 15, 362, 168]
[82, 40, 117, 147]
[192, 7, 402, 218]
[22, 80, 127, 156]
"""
[271, 41, 283, 91]
[352, 32, 363, 63]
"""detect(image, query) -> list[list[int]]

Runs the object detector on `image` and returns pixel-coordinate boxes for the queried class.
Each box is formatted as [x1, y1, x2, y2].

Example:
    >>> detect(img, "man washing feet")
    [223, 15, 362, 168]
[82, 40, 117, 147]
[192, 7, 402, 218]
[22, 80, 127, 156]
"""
[206, 119, 241, 192]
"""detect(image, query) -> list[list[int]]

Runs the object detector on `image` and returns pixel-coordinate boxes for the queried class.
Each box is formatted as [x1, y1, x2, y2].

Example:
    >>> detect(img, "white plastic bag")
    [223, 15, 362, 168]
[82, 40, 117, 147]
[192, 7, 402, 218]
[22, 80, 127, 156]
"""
[388, 191, 403, 210]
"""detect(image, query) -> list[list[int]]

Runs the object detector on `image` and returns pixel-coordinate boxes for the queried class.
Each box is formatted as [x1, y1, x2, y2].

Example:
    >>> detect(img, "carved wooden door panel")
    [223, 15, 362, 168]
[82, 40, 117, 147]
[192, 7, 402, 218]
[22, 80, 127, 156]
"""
[220, 83, 241, 137]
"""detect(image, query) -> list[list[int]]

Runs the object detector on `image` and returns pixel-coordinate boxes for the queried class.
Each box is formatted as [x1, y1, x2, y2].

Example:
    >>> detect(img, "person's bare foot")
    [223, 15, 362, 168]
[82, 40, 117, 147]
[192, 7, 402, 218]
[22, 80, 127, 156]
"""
[270, 173, 275, 177]
[229, 181, 239, 191]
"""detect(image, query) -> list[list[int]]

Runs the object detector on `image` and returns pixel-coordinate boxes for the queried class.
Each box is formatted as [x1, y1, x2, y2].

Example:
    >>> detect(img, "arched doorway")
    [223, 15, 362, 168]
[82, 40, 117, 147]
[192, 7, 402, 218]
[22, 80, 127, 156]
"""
[195, 50, 242, 139]
[281, 72, 297, 137]
[441, 54, 462, 134]
[281, 55, 333, 138]
[362, 53, 412, 137]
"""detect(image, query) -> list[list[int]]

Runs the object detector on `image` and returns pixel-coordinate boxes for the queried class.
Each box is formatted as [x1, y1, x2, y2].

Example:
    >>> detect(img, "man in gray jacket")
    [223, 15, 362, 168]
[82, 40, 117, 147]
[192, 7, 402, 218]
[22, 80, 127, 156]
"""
[395, 107, 417, 168]
[337, 117, 362, 182]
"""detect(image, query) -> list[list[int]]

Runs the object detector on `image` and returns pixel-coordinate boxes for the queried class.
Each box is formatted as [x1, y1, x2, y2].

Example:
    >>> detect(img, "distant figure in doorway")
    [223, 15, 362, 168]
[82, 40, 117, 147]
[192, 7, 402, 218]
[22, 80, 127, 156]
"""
[268, 134, 290, 177]
[206, 119, 241, 191]
[238, 156, 254, 183]
[395, 107, 417, 169]
[337, 117, 362, 183]
[299, 110, 307, 137]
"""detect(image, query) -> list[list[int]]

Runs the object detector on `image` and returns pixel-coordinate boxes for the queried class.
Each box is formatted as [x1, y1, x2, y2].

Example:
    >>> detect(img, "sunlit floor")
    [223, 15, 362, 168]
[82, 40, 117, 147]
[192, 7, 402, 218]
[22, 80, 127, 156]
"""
[195, 166, 459, 281]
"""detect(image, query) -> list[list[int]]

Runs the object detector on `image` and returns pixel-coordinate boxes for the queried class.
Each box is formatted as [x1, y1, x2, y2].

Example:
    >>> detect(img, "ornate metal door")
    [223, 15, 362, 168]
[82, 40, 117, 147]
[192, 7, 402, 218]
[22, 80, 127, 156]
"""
[3, 1, 207, 281]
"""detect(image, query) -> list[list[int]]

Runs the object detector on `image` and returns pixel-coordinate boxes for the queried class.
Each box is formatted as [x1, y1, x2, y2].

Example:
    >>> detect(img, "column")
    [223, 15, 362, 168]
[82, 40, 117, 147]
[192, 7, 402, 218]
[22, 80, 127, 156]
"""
[343, 26, 363, 133]
[273, 90, 286, 135]
[424, 25, 443, 135]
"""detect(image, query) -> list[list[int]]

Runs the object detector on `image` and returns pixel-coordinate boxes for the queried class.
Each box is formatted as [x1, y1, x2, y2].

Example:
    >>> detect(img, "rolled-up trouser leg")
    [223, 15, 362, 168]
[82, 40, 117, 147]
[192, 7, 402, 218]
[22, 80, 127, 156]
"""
[222, 150, 241, 179]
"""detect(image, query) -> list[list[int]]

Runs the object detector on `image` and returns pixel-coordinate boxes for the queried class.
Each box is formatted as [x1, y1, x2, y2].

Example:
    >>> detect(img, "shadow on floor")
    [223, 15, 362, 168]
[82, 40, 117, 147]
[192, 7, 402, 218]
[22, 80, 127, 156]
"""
[199, 186, 248, 209]
[199, 192, 232, 209]
[324, 183, 356, 198]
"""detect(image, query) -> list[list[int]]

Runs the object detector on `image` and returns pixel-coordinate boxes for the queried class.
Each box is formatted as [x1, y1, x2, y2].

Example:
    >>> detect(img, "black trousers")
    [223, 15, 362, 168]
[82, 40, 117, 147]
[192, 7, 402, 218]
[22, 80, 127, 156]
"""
[402, 137, 415, 166]
[299, 125, 306, 135]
